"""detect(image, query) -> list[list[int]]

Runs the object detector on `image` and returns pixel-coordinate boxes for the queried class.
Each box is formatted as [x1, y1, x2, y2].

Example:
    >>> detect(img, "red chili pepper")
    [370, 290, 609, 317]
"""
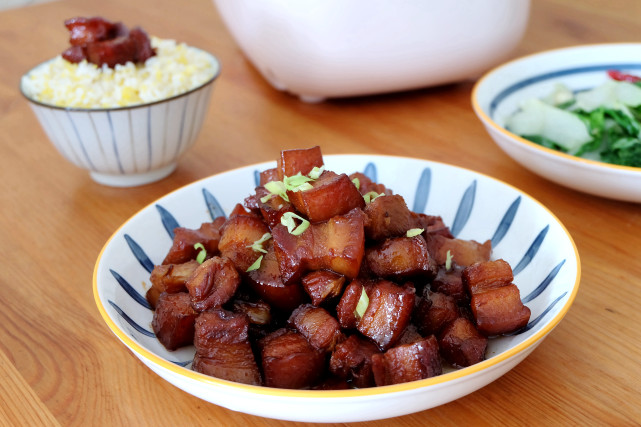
[607, 69, 641, 83]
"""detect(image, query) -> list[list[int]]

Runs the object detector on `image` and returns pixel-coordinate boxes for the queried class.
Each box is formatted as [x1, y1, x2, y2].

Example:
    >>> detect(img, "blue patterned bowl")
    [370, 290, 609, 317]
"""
[472, 43, 641, 202]
[20, 50, 220, 187]
[94, 155, 580, 422]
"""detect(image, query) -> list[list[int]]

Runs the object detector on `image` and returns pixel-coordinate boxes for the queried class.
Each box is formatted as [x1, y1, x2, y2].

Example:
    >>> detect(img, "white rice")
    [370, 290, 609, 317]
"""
[21, 37, 218, 109]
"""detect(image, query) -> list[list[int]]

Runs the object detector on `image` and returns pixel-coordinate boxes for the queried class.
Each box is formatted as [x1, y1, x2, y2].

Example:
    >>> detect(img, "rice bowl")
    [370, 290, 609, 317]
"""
[20, 33, 220, 187]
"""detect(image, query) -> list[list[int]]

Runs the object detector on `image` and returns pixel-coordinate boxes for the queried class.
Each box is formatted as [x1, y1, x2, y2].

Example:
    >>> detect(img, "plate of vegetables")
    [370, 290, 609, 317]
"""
[94, 148, 580, 422]
[472, 43, 641, 203]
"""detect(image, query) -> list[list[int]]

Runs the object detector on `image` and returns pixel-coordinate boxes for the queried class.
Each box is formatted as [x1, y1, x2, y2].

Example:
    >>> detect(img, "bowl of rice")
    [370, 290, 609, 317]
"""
[20, 21, 221, 187]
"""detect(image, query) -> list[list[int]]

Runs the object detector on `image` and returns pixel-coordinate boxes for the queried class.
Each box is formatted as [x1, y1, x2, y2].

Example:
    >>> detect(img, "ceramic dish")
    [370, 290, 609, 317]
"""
[94, 155, 580, 422]
[20, 47, 220, 187]
[472, 43, 641, 203]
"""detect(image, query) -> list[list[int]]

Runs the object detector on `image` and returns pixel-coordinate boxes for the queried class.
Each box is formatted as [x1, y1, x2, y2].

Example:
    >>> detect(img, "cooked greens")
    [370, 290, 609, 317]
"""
[506, 73, 641, 167]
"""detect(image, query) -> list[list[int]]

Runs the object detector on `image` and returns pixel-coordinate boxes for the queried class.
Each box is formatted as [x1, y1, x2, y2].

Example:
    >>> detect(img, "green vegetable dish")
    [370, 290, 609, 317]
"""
[506, 70, 641, 168]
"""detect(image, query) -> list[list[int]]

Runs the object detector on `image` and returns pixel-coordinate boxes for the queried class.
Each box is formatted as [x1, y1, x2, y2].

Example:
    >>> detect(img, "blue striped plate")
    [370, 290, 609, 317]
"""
[93, 154, 580, 423]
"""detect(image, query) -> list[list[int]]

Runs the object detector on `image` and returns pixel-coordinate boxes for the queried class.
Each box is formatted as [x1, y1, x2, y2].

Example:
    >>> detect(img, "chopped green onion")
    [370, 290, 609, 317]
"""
[445, 250, 453, 271]
[293, 182, 314, 192]
[247, 232, 272, 253]
[308, 166, 325, 180]
[263, 169, 325, 201]
[363, 191, 383, 204]
[406, 228, 424, 238]
[353, 287, 369, 320]
[351, 177, 360, 190]
[194, 243, 207, 264]
[264, 180, 289, 202]
[260, 194, 274, 203]
[283, 172, 313, 191]
[246, 255, 263, 272]
[280, 212, 310, 236]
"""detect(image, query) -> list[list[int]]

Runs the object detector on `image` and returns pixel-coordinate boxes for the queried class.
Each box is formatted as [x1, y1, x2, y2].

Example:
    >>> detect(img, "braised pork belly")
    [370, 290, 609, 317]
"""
[148, 147, 531, 389]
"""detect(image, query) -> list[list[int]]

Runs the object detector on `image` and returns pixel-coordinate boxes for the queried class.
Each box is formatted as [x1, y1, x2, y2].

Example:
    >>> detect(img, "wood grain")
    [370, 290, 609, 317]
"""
[1, 0, 640, 425]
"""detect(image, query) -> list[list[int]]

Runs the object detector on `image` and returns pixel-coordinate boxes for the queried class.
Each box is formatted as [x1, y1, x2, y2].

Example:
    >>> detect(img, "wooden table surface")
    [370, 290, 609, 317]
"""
[2, 0, 640, 425]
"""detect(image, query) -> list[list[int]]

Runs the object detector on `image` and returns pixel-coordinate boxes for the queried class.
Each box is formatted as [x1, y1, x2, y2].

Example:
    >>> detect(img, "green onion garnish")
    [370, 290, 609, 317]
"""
[280, 212, 310, 236]
[294, 182, 314, 192]
[354, 287, 369, 320]
[246, 255, 263, 272]
[445, 250, 453, 271]
[363, 191, 383, 204]
[262, 169, 325, 202]
[283, 172, 313, 191]
[264, 180, 289, 202]
[351, 177, 360, 190]
[247, 232, 272, 253]
[194, 243, 207, 264]
[406, 228, 424, 238]
[308, 166, 325, 180]
[260, 194, 274, 203]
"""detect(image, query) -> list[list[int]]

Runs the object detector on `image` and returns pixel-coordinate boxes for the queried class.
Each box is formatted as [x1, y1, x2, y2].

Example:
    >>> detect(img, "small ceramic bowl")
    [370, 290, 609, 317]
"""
[94, 154, 580, 422]
[20, 51, 221, 187]
[212, 0, 530, 102]
[472, 43, 641, 203]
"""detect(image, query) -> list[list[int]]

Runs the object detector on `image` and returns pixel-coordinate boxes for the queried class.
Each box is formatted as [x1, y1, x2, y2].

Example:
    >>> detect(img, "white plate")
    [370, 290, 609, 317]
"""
[472, 43, 641, 203]
[94, 154, 580, 422]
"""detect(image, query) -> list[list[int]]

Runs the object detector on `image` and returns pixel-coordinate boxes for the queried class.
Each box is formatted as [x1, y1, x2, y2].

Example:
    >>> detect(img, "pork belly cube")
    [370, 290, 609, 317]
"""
[438, 317, 488, 367]
[185, 256, 240, 312]
[242, 190, 261, 214]
[248, 186, 294, 229]
[471, 284, 531, 335]
[414, 291, 459, 336]
[162, 217, 226, 265]
[364, 235, 436, 280]
[277, 146, 324, 180]
[150, 260, 199, 294]
[329, 335, 381, 388]
[288, 304, 344, 352]
[301, 270, 346, 306]
[348, 172, 393, 196]
[260, 328, 325, 389]
[228, 203, 257, 218]
[192, 309, 262, 385]
[336, 279, 369, 329]
[218, 212, 270, 272]
[463, 259, 514, 295]
[396, 323, 424, 346]
[363, 194, 413, 241]
[231, 299, 273, 344]
[431, 264, 468, 304]
[425, 234, 491, 268]
[272, 208, 365, 285]
[232, 300, 271, 326]
[287, 171, 365, 223]
[314, 209, 366, 279]
[146, 286, 163, 310]
[410, 213, 454, 238]
[246, 244, 307, 312]
[357, 280, 415, 350]
[259, 167, 280, 186]
[371, 336, 442, 386]
[147, 260, 199, 308]
[151, 292, 197, 351]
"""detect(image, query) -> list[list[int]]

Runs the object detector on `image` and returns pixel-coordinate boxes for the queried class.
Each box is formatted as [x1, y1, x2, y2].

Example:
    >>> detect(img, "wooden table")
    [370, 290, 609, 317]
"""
[1, 0, 640, 425]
